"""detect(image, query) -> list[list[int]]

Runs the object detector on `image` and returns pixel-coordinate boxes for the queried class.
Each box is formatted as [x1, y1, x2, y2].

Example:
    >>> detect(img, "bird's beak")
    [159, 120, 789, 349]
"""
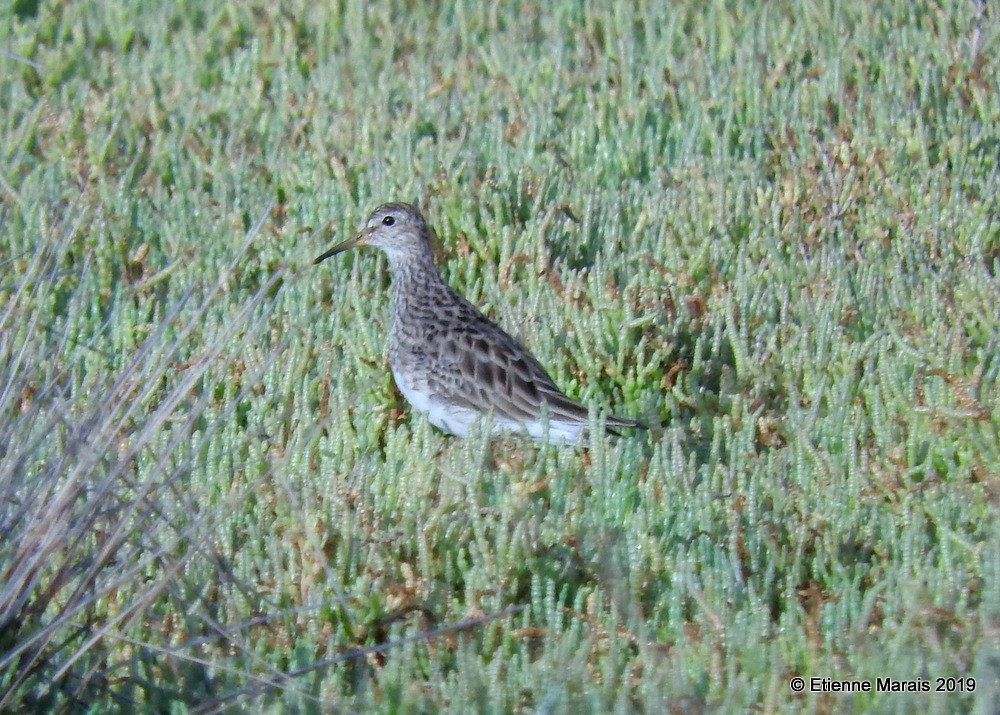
[314, 230, 367, 265]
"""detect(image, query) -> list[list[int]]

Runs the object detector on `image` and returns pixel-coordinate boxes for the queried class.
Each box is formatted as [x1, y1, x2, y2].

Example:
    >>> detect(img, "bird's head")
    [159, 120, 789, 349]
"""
[314, 202, 429, 265]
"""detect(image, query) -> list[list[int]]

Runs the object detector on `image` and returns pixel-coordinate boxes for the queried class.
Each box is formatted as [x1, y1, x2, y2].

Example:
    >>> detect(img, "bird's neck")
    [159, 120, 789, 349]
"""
[387, 252, 447, 317]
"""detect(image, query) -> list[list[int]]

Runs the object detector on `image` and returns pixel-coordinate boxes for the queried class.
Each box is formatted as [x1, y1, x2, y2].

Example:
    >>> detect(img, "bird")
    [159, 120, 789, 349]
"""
[314, 202, 644, 445]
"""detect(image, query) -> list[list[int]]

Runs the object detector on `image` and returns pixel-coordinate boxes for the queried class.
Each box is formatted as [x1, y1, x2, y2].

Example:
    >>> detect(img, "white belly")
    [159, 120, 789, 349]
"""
[391, 365, 476, 437]
[390, 366, 585, 444]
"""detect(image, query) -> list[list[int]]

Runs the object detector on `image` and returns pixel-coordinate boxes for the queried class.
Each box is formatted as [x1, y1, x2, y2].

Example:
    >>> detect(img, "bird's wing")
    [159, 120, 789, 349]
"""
[422, 299, 601, 426]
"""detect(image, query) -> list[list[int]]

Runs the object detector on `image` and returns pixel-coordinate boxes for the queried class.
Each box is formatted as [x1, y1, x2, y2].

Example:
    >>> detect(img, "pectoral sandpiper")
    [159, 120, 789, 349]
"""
[315, 202, 644, 445]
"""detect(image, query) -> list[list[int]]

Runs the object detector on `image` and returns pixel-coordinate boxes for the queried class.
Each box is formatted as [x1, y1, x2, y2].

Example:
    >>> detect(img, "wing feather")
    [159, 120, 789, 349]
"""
[419, 294, 644, 433]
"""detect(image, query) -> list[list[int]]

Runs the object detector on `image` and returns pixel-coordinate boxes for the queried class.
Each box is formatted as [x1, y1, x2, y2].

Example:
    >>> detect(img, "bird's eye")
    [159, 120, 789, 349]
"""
[382, 216, 395, 226]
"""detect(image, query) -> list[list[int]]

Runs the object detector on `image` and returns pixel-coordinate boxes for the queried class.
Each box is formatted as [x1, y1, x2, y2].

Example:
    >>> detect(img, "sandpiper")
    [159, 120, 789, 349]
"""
[315, 202, 644, 444]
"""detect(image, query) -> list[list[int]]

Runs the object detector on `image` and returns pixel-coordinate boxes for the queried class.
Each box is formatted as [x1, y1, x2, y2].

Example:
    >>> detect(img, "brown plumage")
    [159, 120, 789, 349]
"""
[315, 202, 644, 444]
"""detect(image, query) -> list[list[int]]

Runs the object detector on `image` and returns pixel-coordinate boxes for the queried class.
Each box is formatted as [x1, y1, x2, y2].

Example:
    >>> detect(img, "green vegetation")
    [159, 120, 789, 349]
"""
[2, 0, 998, 711]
